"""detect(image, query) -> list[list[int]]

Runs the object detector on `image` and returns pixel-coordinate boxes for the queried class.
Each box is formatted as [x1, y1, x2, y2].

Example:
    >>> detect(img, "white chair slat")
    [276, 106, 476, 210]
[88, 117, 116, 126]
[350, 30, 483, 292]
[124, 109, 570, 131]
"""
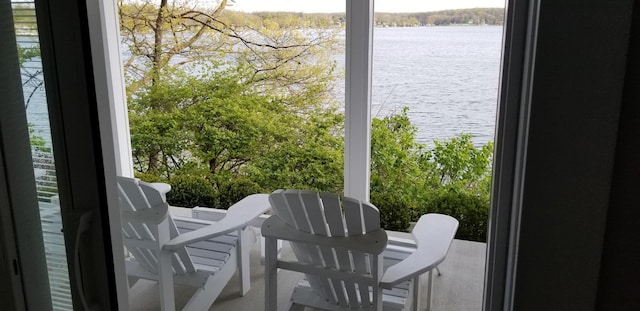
[119, 178, 152, 211]
[138, 181, 165, 207]
[185, 241, 234, 256]
[334, 195, 366, 307]
[342, 197, 363, 236]
[343, 281, 359, 308]
[284, 190, 312, 233]
[324, 193, 364, 307]
[167, 219, 192, 275]
[352, 251, 368, 274]
[331, 279, 349, 307]
[190, 256, 226, 269]
[269, 190, 297, 228]
[128, 246, 158, 274]
[299, 191, 328, 236]
[319, 192, 346, 237]
[118, 181, 160, 274]
[352, 251, 370, 307]
[119, 176, 262, 310]
[271, 191, 324, 299]
[340, 196, 371, 307]
[120, 177, 195, 276]
[121, 225, 157, 272]
[264, 190, 455, 311]
[361, 202, 380, 232]
[138, 181, 196, 275]
[292, 283, 408, 311]
[300, 192, 337, 271]
[186, 248, 230, 262]
[319, 192, 351, 279]
[296, 192, 338, 303]
[359, 282, 371, 306]
[142, 181, 197, 275]
[342, 196, 369, 308]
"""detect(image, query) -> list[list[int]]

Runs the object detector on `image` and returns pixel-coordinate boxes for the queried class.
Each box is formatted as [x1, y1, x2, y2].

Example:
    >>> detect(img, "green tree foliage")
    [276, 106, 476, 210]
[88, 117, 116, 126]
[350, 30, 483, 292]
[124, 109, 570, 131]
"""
[431, 135, 494, 197]
[418, 189, 489, 242]
[371, 108, 427, 211]
[120, 0, 341, 171]
[369, 109, 493, 241]
[129, 65, 344, 209]
[122, 1, 496, 241]
[246, 109, 344, 193]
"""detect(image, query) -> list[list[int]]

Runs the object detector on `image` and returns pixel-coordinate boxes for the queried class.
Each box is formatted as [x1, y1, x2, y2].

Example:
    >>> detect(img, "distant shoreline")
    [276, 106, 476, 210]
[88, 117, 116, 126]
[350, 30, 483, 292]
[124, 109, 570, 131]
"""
[239, 8, 505, 27]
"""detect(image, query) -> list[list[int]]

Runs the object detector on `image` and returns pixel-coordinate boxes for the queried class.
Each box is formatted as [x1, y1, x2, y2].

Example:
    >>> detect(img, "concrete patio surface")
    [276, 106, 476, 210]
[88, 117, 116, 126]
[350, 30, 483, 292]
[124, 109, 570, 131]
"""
[129, 230, 486, 311]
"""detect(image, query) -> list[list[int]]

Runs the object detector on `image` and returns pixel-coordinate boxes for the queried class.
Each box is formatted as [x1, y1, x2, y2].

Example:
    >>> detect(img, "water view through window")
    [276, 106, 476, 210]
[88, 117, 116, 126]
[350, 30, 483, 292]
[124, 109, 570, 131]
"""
[119, 0, 504, 310]
[371, 26, 500, 145]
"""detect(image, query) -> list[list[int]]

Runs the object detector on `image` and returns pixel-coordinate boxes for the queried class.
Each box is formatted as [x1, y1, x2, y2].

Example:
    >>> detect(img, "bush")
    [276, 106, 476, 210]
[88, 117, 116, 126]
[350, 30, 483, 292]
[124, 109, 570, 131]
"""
[165, 174, 217, 208]
[217, 177, 263, 209]
[416, 189, 489, 242]
[134, 172, 163, 184]
[371, 192, 412, 232]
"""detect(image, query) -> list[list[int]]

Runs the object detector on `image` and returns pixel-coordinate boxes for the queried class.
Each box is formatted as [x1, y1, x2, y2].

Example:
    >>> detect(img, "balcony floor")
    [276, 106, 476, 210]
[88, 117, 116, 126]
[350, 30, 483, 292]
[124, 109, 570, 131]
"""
[129, 232, 486, 311]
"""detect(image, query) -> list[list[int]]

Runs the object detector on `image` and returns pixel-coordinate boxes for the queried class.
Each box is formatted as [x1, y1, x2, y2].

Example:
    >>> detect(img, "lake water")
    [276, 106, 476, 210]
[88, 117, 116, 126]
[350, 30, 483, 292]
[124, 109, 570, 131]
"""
[369, 26, 502, 146]
[25, 26, 503, 147]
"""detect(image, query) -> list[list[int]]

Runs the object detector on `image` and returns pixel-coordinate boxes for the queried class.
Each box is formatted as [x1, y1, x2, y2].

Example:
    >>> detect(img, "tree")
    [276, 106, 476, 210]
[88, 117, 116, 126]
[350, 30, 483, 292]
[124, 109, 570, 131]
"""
[368, 108, 494, 237]
[128, 65, 344, 187]
[129, 64, 345, 208]
[119, 0, 340, 96]
[429, 134, 493, 196]
[246, 108, 344, 193]
[17, 45, 43, 109]
[119, 0, 341, 171]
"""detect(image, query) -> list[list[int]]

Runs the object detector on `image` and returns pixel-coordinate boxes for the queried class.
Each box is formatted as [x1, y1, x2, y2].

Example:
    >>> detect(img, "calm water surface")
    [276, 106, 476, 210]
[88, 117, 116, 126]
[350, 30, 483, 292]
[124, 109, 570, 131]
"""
[370, 26, 502, 146]
[26, 26, 503, 147]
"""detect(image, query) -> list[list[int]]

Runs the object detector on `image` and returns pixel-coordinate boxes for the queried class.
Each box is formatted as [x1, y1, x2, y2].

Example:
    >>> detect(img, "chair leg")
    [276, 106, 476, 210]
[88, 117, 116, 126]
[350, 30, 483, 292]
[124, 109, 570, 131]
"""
[183, 251, 238, 311]
[157, 220, 175, 311]
[183, 276, 225, 311]
[158, 251, 175, 311]
[412, 276, 420, 311]
[238, 228, 251, 296]
[265, 237, 278, 311]
[427, 270, 434, 311]
[287, 301, 305, 311]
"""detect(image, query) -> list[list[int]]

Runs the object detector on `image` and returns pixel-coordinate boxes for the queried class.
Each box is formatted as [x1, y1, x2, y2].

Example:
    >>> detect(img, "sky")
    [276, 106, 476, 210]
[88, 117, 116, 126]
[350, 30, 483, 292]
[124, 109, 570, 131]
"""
[228, 0, 505, 13]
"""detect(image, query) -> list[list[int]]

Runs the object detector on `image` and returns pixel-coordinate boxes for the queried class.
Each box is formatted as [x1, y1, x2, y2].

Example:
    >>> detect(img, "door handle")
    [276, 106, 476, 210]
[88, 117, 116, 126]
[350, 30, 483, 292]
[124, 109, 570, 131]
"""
[74, 211, 97, 311]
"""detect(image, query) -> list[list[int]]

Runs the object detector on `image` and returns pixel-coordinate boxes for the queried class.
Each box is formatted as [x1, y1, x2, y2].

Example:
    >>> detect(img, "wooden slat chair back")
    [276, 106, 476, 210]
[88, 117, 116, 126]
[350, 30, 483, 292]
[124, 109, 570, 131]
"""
[268, 189, 387, 310]
[263, 189, 459, 311]
[118, 176, 271, 311]
[118, 177, 196, 277]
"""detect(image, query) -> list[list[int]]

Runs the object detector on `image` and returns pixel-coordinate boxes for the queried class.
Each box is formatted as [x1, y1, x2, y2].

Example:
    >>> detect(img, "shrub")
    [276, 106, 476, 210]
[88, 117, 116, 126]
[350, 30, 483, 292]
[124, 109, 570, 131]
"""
[371, 192, 412, 232]
[165, 174, 217, 208]
[217, 177, 263, 209]
[134, 172, 163, 183]
[416, 188, 489, 242]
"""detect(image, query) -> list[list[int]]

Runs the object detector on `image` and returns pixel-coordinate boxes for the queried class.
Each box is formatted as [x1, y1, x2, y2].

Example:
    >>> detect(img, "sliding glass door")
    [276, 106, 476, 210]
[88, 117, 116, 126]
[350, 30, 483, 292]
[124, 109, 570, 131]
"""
[1, 0, 120, 309]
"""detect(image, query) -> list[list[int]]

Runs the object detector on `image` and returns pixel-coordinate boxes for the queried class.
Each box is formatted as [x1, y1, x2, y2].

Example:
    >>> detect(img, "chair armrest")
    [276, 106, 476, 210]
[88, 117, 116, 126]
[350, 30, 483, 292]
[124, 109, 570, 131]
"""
[163, 194, 271, 250]
[380, 214, 458, 289]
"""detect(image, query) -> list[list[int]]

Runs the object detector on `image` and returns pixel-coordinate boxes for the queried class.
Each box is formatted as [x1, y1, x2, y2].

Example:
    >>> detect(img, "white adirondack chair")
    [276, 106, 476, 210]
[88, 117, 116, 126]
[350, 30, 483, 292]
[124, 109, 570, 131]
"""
[117, 176, 270, 311]
[262, 190, 459, 311]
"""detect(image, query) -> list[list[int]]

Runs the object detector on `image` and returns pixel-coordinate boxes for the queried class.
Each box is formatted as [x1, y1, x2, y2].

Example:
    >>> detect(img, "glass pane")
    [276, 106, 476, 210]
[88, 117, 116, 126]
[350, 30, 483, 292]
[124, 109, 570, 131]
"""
[120, 0, 346, 197]
[371, 1, 504, 309]
[11, 1, 73, 309]
[118, 0, 346, 309]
